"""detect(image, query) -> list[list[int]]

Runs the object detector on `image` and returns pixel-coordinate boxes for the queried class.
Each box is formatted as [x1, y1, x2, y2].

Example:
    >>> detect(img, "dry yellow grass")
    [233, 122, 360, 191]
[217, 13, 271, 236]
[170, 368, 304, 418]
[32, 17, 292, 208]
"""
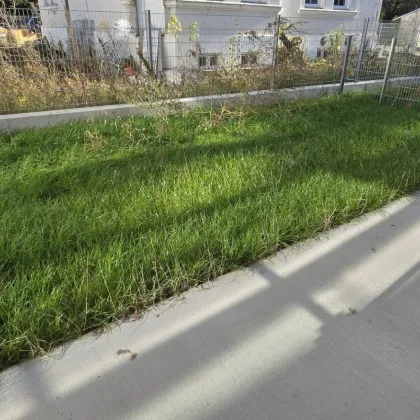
[0, 34, 343, 115]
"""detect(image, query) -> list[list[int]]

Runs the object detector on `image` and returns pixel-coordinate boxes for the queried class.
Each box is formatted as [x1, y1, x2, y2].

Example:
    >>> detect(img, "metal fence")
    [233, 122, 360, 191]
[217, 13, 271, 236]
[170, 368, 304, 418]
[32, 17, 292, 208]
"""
[0, 7, 419, 115]
[372, 21, 420, 106]
[345, 19, 420, 105]
[0, 6, 38, 31]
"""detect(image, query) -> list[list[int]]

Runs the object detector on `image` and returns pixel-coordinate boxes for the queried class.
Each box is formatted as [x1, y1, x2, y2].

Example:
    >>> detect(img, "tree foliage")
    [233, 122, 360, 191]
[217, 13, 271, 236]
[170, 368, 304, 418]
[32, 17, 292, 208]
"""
[0, 0, 38, 8]
[382, 0, 420, 20]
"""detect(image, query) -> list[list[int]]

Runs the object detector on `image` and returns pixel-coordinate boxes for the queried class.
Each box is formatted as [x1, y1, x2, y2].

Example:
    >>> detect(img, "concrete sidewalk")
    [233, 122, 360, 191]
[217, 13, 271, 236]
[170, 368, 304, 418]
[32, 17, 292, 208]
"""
[2, 194, 420, 420]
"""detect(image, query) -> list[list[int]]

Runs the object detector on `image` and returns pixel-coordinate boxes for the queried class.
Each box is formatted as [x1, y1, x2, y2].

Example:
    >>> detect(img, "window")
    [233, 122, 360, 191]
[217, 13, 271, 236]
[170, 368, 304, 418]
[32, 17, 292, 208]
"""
[198, 56, 207, 68]
[305, 0, 320, 7]
[241, 53, 258, 67]
[317, 48, 328, 58]
[209, 55, 218, 67]
[198, 54, 219, 69]
[333, 0, 347, 8]
[42, 0, 58, 7]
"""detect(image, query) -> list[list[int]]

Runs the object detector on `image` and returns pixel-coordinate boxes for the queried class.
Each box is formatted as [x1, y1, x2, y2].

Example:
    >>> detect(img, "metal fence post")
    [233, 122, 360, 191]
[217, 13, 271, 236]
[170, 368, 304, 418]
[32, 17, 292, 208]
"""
[339, 35, 353, 93]
[146, 10, 153, 70]
[355, 18, 369, 82]
[64, 0, 77, 60]
[379, 37, 396, 104]
[271, 14, 281, 90]
[134, 0, 142, 37]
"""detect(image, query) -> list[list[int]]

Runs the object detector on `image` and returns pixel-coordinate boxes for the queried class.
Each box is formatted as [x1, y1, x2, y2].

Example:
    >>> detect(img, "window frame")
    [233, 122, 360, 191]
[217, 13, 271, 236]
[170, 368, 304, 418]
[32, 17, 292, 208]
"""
[316, 48, 328, 59]
[240, 53, 258, 67]
[333, 0, 347, 9]
[198, 53, 220, 70]
[42, 0, 58, 8]
[304, 0, 321, 8]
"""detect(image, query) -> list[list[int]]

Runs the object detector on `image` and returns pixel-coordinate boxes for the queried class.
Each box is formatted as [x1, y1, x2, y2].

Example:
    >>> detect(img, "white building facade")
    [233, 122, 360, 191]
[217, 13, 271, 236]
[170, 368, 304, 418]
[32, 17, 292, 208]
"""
[39, 0, 384, 71]
[393, 8, 420, 53]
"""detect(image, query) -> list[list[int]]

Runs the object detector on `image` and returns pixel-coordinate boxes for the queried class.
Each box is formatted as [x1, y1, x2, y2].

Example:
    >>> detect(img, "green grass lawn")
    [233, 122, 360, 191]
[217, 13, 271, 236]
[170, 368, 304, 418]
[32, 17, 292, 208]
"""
[1, 94, 420, 370]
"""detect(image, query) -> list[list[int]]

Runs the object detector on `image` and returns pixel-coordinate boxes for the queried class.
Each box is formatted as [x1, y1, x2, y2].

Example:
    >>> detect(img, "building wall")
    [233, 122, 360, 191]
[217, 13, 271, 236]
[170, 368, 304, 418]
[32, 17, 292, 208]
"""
[397, 10, 420, 51]
[279, 0, 383, 59]
[162, 0, 383, 65]
[39, 0, 384, 70]
[162, 2, 281, 70]
[40, 0, 137, 32]
[281, 0, 382, 21]
[144, 0, 165, 14]
[39, 0, 140, 62]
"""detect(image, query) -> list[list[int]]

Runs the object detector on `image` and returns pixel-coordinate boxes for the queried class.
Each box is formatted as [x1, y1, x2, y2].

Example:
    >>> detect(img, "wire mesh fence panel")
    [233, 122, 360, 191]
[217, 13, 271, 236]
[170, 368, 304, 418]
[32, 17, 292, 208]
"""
[379, 35, 420, 107]
[346, 20, 387, 82]
[1, 7, 420, 115]
[374, 20, 420, 107]
[143, 14, 369, 92]
[346, 19, 420, 106]
[0, 7, 38, 31]
[0, 7, 143, 114]
[152, 12, 279, 96]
